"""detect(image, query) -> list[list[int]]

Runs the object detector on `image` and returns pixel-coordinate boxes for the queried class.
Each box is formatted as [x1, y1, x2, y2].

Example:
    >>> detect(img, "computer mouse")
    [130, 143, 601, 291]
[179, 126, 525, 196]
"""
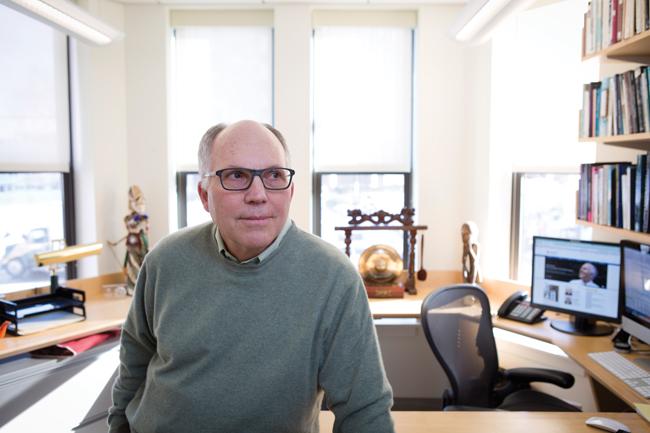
[585, 416, 631, 433]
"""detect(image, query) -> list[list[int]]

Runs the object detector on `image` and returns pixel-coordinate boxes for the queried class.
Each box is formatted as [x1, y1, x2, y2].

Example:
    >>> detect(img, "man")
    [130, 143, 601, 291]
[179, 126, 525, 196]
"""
[108, 120, 395, 433]
[569, 262, 600, 288]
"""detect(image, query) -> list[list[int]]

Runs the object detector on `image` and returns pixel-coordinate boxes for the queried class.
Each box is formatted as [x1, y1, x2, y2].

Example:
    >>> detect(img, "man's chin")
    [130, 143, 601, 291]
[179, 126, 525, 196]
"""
[239, 218, 274, 228]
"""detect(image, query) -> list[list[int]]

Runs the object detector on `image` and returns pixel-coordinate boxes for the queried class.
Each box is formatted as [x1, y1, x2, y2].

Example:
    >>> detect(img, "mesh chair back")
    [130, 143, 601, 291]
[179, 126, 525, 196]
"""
[420, 284, 499, 407]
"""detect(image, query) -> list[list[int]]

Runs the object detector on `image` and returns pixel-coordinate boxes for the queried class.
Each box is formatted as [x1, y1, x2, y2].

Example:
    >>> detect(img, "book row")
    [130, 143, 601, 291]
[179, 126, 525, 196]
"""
[579, 66, 650, 138]
[578, 154, 650, 231]
[583, 0, 650, 56]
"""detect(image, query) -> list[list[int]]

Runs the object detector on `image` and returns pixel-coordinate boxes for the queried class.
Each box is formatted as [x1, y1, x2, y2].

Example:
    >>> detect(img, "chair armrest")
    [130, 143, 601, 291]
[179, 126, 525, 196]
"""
[503, 367, 575, 389]
[443, 405, 505, 411]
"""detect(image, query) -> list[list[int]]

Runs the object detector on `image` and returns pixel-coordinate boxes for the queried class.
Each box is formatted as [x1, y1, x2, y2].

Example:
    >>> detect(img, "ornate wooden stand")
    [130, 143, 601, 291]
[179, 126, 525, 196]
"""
[335, 208, 428, 295]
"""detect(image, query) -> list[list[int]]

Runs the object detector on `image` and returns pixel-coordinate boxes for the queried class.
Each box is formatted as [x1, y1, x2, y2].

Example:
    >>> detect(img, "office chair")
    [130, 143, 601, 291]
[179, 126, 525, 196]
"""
[420, 284, 580, 411]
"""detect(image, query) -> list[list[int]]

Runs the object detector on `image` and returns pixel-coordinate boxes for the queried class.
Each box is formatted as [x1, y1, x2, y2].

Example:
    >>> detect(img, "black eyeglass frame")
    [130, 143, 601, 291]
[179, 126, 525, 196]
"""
[203, 167, 296, 191]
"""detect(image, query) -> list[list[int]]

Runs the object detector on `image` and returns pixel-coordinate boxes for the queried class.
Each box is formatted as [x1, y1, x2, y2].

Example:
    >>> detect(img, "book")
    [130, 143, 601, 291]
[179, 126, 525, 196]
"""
[641, 67, 650, 132]
[636, 153, 647, 231]
[645, 154, 650, 232]
[364, 284, 405, 298]
[600, 78, 610, 136]
[612, 0, 620, 44]
[622, 170, 630, 229]
[618, 0, 624, 42]
[635, 68, 646, 133]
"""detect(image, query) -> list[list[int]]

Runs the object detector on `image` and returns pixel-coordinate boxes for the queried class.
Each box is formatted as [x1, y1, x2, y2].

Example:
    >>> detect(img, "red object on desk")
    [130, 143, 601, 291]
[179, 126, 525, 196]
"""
[0, 321, 9, 338]
[30, 329, 120, 358]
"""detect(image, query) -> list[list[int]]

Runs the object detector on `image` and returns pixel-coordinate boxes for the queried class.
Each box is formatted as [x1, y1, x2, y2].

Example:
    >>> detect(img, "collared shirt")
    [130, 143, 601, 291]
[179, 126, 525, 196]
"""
[215, 219, 292, 264]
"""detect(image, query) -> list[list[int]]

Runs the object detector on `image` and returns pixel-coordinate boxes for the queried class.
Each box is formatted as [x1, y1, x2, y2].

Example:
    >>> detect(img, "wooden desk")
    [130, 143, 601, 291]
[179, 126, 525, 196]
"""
[370, 272, 648, 410]
[320, 411, 650, 433]
[0, 273, 131, 360]
[0, 270, 644, 411]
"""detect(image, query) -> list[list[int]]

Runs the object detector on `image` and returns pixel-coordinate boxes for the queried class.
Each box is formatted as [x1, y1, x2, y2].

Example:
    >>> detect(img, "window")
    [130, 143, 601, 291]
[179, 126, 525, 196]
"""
[176, 172, 209, 228]
[0, 5, 73, 294]
[510, 173, 592, 283]
[171, 11, 274, 228]
[315, 173, 410, 266]
[312, 14, 415, 262]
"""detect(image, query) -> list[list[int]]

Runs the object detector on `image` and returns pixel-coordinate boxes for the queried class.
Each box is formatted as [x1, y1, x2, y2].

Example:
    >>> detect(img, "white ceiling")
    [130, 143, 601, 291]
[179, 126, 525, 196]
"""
[110, 0, 467, 7]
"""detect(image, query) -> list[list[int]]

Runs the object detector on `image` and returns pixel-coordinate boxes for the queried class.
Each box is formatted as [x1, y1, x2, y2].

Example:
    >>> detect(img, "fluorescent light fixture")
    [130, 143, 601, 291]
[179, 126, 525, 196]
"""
[0, 0, 123, 45]
[450, 0, 537, 44]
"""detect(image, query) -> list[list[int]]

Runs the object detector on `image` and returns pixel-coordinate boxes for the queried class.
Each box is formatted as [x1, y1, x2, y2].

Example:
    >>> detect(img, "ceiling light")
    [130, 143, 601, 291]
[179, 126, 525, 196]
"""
[450, 0, 536, 44]
[0, 0, 123, 45]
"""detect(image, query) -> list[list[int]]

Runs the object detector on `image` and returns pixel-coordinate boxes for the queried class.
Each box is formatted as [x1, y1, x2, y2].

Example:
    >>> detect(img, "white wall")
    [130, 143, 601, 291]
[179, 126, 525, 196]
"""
[414, 6, 493, 273]
[124, 5, 172, 245]
[274, 5, 313, 232]
[72, 0, 128, 277]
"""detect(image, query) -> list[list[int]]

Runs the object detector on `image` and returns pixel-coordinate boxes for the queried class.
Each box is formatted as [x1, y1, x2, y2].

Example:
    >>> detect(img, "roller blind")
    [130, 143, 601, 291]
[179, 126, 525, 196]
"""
[171, 23, 273, 171]
[312, 10, 417, 28]
[313, 25, 413, 173]
[170, 10, 273, 27]
[0, 4, 70, 172]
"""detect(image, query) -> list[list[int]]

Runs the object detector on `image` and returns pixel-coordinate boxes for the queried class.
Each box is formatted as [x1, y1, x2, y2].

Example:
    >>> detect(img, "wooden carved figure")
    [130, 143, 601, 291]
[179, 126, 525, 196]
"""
[461, 221, 482, 284]
[123, 185, 149, 294]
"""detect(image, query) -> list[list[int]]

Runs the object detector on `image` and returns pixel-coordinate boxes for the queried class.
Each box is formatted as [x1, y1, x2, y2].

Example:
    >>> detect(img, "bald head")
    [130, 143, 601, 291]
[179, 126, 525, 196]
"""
[198, 121, 290, 184]
[579, 262, 597, 283]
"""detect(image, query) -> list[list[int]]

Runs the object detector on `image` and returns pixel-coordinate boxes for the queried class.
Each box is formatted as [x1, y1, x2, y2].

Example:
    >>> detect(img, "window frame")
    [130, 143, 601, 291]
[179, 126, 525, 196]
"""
[176, 171, 194, 229]
[509, 171, 585, 282]
[313, 171, 413, 258]
[0, 30, 76, 292]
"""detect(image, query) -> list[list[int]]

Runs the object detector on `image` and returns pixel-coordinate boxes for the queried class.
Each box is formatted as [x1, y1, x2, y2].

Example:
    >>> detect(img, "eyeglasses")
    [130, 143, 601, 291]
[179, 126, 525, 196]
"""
[203, 167, 295, 191]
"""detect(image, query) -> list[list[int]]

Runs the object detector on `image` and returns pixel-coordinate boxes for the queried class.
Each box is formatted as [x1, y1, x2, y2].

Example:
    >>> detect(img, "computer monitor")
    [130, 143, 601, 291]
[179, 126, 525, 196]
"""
[620, 240, 650, 345]
[530, 236, 621, 336]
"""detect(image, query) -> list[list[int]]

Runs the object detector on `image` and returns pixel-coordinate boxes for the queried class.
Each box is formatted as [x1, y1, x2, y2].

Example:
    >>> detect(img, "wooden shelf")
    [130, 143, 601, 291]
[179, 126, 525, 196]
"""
[577, 219, 650, 242]
[579, 133, 650, 151]
[583, 29, 650, 62]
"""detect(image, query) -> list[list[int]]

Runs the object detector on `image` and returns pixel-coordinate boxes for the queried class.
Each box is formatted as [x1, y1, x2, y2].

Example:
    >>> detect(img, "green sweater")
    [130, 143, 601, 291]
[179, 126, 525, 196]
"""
[109, 222, 394, 433]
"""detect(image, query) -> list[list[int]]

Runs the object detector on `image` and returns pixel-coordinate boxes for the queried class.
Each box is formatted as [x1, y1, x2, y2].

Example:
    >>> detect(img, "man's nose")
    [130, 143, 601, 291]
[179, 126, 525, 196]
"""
[244, 175, 268, 202]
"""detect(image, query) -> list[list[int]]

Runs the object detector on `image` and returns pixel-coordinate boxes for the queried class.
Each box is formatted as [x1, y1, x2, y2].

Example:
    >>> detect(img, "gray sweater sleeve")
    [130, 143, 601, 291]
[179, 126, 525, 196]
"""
[108, 262, 157, 433]
[319, 274, 395, 433]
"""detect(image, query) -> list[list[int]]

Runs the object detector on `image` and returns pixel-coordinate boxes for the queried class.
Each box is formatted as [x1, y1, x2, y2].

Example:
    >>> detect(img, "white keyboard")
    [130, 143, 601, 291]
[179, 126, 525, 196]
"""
[589, 351, 650, 398]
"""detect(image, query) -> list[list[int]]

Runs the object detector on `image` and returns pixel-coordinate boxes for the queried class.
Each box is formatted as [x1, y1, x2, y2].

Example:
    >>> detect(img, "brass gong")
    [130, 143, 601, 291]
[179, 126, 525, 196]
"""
[358, 245, 403, 284]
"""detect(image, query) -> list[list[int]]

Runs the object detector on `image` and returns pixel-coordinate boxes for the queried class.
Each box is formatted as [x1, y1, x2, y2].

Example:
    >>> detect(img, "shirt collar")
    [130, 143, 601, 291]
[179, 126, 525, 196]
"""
[215, 219, 292, 264]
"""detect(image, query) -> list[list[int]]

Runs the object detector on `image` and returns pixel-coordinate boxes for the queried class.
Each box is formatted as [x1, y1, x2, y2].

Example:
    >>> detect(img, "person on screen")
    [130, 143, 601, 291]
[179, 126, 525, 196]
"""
[569, 262, 600, 288]
[108, 120, 395, 433]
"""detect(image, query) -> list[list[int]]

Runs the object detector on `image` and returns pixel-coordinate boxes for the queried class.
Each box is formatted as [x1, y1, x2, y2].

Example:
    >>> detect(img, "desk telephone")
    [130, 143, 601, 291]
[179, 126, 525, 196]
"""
[497, 291, 545, 324]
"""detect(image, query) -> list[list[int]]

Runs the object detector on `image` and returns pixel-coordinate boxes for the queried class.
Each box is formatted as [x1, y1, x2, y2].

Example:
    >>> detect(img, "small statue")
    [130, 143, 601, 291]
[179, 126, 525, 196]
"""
[461, 221, 482, 284]
[109, 186, 149, 295]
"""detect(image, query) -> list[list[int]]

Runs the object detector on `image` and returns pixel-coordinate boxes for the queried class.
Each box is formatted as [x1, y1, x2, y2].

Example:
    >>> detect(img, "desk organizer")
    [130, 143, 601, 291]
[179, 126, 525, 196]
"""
[0, 287, 86, 335]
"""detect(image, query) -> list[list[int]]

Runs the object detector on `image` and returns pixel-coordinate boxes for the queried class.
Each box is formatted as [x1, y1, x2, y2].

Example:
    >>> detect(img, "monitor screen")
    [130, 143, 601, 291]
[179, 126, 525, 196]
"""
[530, 236, 621, 336]
[621, 240, 650, 345]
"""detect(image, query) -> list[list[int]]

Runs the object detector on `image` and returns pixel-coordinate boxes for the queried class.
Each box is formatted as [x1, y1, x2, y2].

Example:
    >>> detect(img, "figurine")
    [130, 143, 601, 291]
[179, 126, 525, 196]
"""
[461, 221, 482, 284]
[109, 186, 149, 295]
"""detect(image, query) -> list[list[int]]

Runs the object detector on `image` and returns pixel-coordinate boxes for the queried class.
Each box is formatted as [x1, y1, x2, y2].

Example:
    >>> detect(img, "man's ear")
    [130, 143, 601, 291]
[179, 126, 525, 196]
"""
[198, 180, 210, 212]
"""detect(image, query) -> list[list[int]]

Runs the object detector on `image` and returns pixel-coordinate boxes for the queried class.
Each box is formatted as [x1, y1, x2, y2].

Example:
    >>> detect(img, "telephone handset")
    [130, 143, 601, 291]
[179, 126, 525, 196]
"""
[497, 291, 546, 324]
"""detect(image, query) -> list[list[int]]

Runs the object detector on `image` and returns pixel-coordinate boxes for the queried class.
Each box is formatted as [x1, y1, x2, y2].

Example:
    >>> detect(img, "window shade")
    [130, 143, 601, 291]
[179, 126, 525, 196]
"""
[171, 25, 273, 171]
[170, 10, 273, 27]
[313, 26, 413, 173]
[312, 10, 417, 28]
[0, 4, 70, 172]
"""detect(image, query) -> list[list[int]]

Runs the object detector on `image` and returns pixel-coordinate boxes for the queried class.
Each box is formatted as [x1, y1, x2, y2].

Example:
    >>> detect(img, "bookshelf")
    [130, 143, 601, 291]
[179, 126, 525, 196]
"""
[579, 133, 650, 150]
[577, 219, 650, 242]
[583, 29, 650, 62]
[579, 7, 650, 236]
